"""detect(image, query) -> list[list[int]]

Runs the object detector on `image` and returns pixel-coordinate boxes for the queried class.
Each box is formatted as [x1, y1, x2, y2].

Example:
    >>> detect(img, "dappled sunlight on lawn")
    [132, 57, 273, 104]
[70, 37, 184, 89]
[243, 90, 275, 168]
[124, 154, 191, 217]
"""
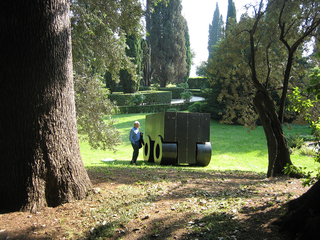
[80, 113, 315, 174]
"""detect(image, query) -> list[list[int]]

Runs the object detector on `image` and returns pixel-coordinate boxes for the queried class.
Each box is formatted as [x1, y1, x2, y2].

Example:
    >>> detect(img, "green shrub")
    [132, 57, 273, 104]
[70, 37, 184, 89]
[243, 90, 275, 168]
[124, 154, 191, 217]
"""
[128, 92, 146, 106]
[178, 82, 189, 89]
[152, 83, 160, 90]
[286, 133, 304, 149]
[180, 90, 193, 102]
[299, 145, 317, 157]
[167, 107, 178, 112]
[188, 102, 208, 113]
[187, 77, 208, 89]
[178, 82, 193, 102]
[160, 87, 184, 99]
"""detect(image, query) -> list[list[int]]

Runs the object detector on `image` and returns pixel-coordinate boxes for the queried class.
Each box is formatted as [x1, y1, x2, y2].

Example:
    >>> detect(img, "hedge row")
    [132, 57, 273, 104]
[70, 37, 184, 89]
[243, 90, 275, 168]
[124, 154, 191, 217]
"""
[108, 91, 172, 106]
[190, 89, 202, 97]
[159, 87, 184, 99]
[114, 86, 197, 98]
[117, 102, 194, 114]
[188, 77, 207, 89]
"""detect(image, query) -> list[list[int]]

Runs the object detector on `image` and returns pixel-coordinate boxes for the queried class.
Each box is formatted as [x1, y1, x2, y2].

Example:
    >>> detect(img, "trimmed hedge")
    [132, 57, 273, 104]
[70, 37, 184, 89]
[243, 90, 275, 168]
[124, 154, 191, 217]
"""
[190, 89, 202, 96]
[113, 86, 190, 98]
[117, 101, 194, 114]
[114, 86, 152, 92]
[159, 87, 184, 99]
[188, 77, 208, 89]
[117, 104, 170, 114]
[108, 91, 172, 106]
[143, 91, 172, 105]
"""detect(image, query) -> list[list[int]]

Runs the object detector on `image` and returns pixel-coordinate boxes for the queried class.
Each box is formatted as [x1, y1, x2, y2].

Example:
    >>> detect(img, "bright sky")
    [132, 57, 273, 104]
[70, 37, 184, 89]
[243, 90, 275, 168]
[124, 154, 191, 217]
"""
[181, 0, 251, 77]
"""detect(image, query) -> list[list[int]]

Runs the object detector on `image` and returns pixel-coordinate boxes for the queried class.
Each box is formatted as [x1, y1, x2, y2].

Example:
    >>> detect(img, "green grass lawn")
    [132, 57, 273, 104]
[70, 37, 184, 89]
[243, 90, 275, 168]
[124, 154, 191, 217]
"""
[80, 113, 317, 175]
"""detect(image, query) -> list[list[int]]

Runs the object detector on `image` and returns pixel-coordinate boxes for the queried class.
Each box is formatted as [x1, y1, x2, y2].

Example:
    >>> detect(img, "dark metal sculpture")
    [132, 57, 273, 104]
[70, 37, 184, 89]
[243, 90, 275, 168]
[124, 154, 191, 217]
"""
[143, 112, 212, 166]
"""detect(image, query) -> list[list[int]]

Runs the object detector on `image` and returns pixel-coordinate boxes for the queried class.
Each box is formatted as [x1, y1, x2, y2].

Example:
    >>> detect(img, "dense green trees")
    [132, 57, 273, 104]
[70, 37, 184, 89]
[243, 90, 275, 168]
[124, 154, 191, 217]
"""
[226, 0, 236, 34]
[206, 0, 320, 177]
[71, 0, 143, 150]
[120, 34, 142, 93]
[71, 0, 142, 79]
[208, 3, 223, 58]
[150, 0, 188, 87]
[205, 0, 237, 121]
[196, 61, 208, 77]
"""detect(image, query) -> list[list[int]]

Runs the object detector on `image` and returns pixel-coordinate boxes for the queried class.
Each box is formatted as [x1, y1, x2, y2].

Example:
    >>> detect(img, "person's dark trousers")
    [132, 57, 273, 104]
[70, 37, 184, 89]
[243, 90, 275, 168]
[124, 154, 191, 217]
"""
[131, 142, 139, 164]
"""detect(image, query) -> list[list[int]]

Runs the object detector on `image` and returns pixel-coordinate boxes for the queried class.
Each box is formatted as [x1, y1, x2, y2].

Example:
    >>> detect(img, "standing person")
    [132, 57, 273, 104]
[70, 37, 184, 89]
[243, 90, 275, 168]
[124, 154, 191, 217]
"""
[129, 121, 140, 165]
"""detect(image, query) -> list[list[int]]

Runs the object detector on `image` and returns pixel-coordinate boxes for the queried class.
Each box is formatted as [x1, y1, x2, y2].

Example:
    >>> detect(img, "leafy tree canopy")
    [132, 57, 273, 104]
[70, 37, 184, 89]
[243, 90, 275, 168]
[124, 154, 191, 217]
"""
[70, 0, 166, 150]
[206, 0, 320, 177]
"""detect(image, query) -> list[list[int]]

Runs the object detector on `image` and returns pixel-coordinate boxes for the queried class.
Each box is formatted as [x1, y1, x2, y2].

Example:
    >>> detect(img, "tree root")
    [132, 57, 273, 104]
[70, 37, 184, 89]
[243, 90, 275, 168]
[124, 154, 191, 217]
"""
[274, 180, 320, 239]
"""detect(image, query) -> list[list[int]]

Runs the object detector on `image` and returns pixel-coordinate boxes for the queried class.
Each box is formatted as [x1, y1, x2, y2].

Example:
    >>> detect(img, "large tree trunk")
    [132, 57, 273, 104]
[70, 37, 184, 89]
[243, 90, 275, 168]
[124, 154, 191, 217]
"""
[0, 0, 92, 212]
[253, 91, 293, 177]
[276, 180, 320, 239]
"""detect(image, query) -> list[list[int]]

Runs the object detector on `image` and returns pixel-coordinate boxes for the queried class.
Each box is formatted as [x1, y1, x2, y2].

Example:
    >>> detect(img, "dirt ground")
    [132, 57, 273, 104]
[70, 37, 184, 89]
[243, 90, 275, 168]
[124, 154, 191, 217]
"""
[0, 165, 310, 240]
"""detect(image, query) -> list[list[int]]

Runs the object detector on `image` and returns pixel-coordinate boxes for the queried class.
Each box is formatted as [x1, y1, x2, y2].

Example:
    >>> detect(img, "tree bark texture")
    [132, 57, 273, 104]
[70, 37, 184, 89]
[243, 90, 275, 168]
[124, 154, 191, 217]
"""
[0, 0, 92, 212]
[276, 180, 320, 239]
[253, 91, 293, 177]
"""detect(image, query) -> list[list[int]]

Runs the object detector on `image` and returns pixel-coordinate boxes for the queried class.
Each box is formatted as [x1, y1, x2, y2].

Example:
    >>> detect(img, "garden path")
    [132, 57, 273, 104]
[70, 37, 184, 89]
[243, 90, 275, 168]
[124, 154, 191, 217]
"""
[171, 96, 205, 104]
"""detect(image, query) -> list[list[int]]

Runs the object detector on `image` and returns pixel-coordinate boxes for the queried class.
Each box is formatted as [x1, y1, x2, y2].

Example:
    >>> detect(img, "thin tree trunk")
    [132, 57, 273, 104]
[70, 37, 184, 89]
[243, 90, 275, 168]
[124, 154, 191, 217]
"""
[0, 0, 92, 212]
[253, 91, 293, 177]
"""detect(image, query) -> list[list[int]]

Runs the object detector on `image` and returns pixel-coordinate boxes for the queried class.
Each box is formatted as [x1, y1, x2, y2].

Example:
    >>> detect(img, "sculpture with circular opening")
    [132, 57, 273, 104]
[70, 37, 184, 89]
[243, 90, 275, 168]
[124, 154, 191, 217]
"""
[143, 112, 212, 166]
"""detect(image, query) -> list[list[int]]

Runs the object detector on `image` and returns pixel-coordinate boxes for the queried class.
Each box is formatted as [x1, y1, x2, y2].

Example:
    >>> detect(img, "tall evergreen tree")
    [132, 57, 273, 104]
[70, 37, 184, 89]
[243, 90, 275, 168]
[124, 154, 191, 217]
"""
[144, 0, 152, 86]
[120, 34, 142, 93]
[150, 0, 187, 87]
[104, 71, 117, 93]
[184, 18, 192, 82]
[141, 39, 150, 86]
[208, 2, 224, 58]
[226, 0, 237, 34]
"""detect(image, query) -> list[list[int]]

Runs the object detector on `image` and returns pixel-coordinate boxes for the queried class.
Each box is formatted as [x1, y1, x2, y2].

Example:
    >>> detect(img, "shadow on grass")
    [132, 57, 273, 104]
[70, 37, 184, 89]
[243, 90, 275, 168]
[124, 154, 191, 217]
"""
[87, 212, 239, 240]
[0, 164, 294, 240]
[83, 163, 295, 239]
[84, 201, 290, 240]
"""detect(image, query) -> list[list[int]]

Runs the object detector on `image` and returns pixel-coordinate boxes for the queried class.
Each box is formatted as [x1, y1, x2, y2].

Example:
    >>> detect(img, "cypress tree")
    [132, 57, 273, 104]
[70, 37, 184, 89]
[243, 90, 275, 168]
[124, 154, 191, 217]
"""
[184, 18, 192, 82]
[104, 71, 117, 93]
[120, 34, 142, 93]
[144, 0, 152, 86]
[141, 39, 150, 86]
[150, 0, 187, 87]
[208, 2, 223, 58]
[226, 0, 237, 34]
